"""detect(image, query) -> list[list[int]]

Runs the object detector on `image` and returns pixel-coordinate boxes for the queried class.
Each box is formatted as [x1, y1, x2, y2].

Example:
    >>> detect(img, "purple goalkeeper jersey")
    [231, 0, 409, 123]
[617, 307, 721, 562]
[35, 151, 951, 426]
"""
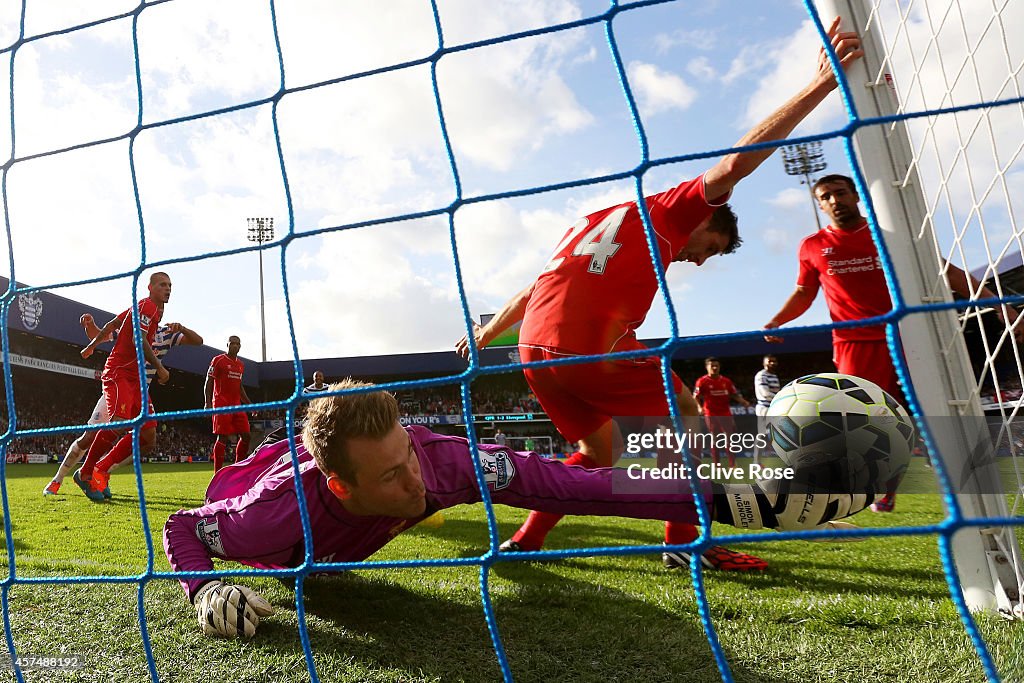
[163, 426, 711, 601]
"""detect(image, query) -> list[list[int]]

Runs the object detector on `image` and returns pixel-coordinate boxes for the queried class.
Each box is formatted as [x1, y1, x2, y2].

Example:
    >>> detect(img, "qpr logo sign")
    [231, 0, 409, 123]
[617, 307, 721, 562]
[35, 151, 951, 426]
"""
[17, 293, 43, 330]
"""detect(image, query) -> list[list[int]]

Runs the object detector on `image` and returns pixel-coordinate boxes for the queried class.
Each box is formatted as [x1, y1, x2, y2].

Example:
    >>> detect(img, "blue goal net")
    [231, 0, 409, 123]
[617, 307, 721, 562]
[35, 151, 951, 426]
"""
[0, 1, 1022, 681]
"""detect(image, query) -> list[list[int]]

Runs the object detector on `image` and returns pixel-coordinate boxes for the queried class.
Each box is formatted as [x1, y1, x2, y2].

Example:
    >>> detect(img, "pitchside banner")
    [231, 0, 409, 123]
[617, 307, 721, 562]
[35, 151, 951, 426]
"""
[399, 415, 462, 426]
[607, 414, 1022, 496]
[6, 353, 97, 380]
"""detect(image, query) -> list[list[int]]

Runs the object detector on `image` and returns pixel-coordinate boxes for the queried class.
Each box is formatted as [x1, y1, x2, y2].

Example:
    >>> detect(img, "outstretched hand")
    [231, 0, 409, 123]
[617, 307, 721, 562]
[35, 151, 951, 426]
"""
[763, 321, 784, 344]
[455, 323, 485, 360]
[815, 16, 865, 89]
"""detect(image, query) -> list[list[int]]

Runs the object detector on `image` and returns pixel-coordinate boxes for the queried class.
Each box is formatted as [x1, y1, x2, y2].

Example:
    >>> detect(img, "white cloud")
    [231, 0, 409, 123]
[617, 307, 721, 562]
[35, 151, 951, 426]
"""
[687, 57, 716, 81]
[768, 187, 811, 209]
[275, 0, 437, 89]
[761, 227, 797, 253]
[132, 107, 290, 260]
[720, 46, 761, 85]
[136, 0, 281, 122]
[738, 20, 844, 133]
[276, 65, 453, 229]
[285, 219, 463, 358]
[6, 141, 141, 286]
[653, 28, 716, 53]
[13, 19, 137, 157]
[627, 61, 698, 118]
[22, 0, 137, 38]
[437, 0, 584, 45]
[438, 29, 595, 172]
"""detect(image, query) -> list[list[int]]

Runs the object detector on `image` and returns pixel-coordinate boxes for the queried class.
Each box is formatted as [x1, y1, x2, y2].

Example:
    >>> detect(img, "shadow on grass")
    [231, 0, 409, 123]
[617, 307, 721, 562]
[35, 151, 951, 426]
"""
[287, 566, 782, 683]
[422, 517, 950, 602]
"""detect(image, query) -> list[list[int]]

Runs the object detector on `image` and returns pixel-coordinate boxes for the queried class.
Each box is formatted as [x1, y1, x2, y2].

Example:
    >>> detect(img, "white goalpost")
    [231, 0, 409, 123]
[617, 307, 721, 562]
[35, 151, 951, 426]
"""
[813, 0, 1024, 618]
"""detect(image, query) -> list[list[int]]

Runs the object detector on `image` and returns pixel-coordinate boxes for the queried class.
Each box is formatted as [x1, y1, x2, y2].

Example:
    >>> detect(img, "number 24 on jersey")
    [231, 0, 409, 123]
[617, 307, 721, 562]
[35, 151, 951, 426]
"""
[543, 205, 628, 275]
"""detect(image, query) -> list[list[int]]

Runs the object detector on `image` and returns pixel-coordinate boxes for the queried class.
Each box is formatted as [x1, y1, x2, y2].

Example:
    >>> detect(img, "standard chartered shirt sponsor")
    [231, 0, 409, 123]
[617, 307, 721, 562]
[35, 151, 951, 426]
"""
[826, 255, 881, 276]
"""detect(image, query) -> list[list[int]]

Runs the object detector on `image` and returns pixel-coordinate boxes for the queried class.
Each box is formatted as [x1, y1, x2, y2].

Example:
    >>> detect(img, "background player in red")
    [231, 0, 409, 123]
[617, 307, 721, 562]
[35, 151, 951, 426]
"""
[45, 312, 202, 498]
[74, 272, 172, 501]
[456, 18, 864, 572]
[205, 335, 252, 471]
[693, 357, 750, 468]
[764, 173, 1021, 511]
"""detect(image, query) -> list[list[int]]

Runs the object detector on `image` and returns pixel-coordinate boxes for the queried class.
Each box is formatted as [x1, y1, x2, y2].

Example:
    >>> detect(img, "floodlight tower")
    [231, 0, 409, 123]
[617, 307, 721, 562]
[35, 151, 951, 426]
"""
[246, 217, 275, 362]
[781, 141, 828, 231]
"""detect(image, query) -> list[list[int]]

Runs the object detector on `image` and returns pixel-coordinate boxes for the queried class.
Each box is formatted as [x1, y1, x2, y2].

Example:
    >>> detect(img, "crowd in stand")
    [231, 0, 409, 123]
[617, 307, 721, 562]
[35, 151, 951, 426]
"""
[395, 384, 543, 417]
[3, 375, 213, 461]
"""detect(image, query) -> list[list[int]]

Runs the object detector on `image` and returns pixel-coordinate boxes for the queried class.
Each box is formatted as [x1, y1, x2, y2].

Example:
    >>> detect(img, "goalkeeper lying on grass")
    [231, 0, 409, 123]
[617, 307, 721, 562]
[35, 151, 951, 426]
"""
[163, 379, 869, 638]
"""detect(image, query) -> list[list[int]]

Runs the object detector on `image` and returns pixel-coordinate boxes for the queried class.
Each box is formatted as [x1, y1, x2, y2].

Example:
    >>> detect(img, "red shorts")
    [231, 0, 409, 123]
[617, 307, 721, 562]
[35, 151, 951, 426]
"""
[833, 338, 904, 404]
[102, 369, 144, 421]
[212, 411, 250, 436]
[703, 413, 735, 434]
[520, 342, 684, 443]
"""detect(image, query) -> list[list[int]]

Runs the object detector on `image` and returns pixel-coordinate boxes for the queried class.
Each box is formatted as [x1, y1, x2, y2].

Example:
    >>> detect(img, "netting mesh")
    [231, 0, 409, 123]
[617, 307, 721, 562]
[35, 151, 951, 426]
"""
[0, 0, 1021, 681]
[868, 0, 1024, 504]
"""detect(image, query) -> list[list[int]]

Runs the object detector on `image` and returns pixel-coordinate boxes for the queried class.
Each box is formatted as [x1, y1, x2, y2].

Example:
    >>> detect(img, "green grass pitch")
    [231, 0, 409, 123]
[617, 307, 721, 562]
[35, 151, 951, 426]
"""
[0, 460, 1021, 682]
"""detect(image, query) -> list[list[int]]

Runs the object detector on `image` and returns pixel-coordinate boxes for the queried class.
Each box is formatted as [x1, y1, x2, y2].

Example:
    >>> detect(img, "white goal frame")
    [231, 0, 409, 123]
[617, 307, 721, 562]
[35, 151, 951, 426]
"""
[816, 0, 1023, 618]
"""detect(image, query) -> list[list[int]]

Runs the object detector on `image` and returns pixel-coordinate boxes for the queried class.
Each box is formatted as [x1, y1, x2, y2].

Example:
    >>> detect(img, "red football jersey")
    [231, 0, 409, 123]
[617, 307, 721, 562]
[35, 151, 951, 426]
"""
[208, 354, 245, 407]
[693, 374, 737, 416]
[519, 175, 727, 354]
[104, 297, 161, 374]
[797, 222, 892, 342]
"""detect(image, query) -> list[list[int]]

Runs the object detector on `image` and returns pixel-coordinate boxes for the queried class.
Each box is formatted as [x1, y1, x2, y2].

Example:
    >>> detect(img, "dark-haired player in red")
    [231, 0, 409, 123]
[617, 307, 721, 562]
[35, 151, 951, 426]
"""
[74, 272, 172, 501]
[693, 357, 750, 469]
[206, 336, 252, 471]
[764, 173, 1022, 512]
[456, 19, 863, 573]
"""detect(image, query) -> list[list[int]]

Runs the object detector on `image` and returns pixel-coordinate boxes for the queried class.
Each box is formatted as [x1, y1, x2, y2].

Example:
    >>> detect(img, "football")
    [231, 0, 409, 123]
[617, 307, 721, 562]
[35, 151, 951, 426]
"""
[766, 373, 915, 496]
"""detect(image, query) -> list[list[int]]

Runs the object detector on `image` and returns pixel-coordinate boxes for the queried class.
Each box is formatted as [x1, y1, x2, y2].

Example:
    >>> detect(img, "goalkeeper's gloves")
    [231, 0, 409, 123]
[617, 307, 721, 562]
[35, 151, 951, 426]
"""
[715, 477, 870, 532]
[193, 581, 274, 638]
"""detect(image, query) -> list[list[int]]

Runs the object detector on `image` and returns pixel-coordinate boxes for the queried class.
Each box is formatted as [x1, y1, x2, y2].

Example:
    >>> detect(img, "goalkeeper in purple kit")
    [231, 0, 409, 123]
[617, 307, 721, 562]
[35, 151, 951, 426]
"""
[163, 379, 870, 638]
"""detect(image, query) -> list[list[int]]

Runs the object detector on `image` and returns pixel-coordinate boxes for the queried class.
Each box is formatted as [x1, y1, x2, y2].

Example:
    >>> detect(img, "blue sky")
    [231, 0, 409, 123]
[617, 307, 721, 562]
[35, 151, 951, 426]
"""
[0, 0, 1020, 365]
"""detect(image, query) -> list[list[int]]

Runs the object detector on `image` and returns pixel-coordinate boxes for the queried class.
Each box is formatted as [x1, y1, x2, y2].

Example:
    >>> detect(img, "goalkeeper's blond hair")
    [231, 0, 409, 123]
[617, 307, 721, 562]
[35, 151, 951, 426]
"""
[302, 378, 399, 483]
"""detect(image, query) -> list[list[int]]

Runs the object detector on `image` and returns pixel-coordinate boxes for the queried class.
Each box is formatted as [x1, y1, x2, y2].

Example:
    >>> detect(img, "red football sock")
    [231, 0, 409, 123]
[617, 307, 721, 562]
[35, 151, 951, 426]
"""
[511, 452, 597, 550]
[212, 440, 226, 471]
[665, 521, 700, 546]
[96, 433, 134, 473]
[79, 429, 118, 480]
[234, 439, 247, 463]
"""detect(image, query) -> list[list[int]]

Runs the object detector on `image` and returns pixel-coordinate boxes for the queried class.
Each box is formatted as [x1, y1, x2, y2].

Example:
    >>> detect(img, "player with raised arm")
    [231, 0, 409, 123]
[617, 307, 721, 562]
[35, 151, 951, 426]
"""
[763, 173, 1022, 512]
[456, 18, 863, 572]
[164, 380, 871, 639]
[72, 273, 172, 502]
[44, 313, 202, 497]
[206, 336, 252, 471]
[752, 354, 781, 465]
[693, 357, 750, 468]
